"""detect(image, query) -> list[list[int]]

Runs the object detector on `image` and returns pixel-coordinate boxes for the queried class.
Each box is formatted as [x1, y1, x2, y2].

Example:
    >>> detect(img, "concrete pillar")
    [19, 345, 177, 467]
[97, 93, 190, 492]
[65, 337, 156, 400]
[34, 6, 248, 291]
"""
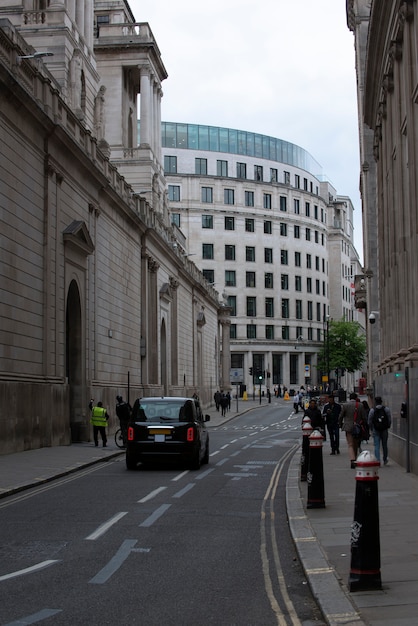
[219, 307, 231, 390]
[76, 0, 84, 39]
[139, 67, 151, 146]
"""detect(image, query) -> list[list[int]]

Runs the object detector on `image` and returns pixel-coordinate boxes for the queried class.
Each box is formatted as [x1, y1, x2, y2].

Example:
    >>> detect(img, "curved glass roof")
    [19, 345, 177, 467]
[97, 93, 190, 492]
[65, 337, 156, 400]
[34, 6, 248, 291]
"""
[160, 121, 323, 178]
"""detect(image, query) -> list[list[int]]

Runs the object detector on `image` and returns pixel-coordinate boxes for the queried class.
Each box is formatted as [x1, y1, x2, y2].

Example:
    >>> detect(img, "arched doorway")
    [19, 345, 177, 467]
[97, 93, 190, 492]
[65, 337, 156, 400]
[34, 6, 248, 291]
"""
[66, 280, 83, 442]
[161, 318, 167, 395]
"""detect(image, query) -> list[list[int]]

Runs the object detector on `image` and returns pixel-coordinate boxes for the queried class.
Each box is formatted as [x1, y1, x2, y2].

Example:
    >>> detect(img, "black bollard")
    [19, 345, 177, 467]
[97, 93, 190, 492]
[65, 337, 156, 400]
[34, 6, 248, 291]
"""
[307, 429, 325, 508]
[300, 420, 312, 482]
[349, 451, 382, 591]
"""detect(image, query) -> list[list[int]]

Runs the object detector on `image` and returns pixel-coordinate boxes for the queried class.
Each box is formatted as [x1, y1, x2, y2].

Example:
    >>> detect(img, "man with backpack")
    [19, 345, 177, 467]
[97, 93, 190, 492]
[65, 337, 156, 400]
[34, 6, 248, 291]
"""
[368, 396, 392, 465]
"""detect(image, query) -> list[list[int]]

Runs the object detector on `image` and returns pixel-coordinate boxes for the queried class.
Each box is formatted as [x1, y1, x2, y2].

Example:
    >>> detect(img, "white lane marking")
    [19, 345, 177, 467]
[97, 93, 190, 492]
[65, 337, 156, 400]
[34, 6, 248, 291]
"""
[209, 450, 220, 456]
[138, 486, 167, 503]
[216, 458, 229, 466]
[172, 483, 195, 498]
[89, 539, 137, 584]
[0, 560, 59, 582]
[4, 609, 62, 625]
[139, 503, 171, 527]
[220, 444, 229, 449]
[172, 470, 189, 482]
[85, 512, 128, 540]
[195, 467, 215, 480]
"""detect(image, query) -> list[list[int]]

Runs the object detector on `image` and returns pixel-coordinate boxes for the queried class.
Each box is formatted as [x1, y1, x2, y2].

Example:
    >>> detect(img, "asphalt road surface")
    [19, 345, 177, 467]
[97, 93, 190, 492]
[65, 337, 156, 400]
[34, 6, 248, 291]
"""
[0, 403, 325, 626]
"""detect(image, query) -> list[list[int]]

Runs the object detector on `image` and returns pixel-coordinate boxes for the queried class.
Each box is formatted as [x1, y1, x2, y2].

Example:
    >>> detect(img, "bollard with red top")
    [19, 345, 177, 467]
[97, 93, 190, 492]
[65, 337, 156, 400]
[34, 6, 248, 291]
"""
[349, 450, 382, 591]
[307, 429, 325, 508]
[300, 419, 312, 482]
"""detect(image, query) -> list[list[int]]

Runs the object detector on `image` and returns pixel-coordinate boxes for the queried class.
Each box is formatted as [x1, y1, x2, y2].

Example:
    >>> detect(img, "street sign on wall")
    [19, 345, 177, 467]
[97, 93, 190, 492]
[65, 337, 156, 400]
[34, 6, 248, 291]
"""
[230, 368, 244, 383]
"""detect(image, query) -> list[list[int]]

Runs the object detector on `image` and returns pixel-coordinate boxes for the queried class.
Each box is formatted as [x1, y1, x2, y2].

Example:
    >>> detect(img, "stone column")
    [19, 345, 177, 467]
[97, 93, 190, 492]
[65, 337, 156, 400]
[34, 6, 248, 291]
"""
[76, 0, 85, 39]
[219, 306, 231, 390]
[84, 0, 93, 49]
[139, 67, 151, 147]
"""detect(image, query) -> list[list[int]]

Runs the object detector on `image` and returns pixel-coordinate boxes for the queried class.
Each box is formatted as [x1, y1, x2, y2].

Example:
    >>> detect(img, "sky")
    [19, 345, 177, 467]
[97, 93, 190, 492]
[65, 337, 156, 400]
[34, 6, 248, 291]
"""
[130, 0, 362, 257]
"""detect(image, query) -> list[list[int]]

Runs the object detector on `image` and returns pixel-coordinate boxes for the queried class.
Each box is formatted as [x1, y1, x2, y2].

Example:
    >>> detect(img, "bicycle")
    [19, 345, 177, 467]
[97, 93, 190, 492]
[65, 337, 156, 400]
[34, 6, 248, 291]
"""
[114, 426, 127, 449]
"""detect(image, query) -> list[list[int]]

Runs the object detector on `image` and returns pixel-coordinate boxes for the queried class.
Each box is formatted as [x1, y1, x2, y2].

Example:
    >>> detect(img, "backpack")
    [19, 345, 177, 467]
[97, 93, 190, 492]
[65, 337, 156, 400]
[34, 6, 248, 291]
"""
[372, 406, 389, 432]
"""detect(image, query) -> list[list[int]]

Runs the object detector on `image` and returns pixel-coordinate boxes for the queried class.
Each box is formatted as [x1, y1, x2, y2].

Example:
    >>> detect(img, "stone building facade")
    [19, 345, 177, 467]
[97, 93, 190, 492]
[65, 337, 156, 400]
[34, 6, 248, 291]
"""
[348, 0, 418, 471]
[161, 122, 364, 395]
[0, 2, 225, 455]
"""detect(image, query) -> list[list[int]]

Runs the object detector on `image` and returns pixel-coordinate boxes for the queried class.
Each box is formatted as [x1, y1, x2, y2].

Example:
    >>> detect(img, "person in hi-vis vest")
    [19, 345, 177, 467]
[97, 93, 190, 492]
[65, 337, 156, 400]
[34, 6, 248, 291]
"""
[89, 400, 109, 447]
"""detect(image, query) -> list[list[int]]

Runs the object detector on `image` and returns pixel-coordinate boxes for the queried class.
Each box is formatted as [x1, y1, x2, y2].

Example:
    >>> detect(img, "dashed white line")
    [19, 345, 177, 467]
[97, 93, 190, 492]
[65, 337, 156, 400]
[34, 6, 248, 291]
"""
[0, 560, 59, 582]
[138, 486, 167, 503]
[85, 512, 128, 540]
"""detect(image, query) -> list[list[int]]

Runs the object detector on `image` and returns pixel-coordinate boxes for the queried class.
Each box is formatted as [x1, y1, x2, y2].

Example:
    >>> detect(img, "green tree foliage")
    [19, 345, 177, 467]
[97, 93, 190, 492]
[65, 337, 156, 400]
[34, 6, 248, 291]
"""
[317, 320, 366, 374]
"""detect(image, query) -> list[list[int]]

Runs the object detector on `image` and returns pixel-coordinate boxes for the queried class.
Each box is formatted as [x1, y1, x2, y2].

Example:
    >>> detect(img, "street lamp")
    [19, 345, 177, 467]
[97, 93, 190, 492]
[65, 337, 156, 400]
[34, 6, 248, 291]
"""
[323, 316, 330, 391]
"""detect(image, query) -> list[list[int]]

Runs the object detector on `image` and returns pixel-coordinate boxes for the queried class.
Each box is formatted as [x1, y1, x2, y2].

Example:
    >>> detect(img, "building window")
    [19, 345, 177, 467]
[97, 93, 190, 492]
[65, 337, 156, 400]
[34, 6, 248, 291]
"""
[217, 160, 228, 176]
[308, 327, 313, 341]
[280, 196, 287, 212]
[282, 298, 289, 318]
[224, 189, 234, 204]
[246, 246, 255, 262]
[315, 230, 319, 243]
[307, 301, 313, 320]
[254, 165, 263, 181]
[316, 279, 320, 294]
[296, 299, 302, 319]
[263, 193, 272, 209]
[294, 199, 300, 214]
[230, 324, 237, 339]
[282, 325, 289, 340]
[202, 214, 213, 229]
[195, 158, 207, 175]
[246, 272, 256, 288]
[281, 250, 288, 265]
[305, 202, 310, 217]
[245, 191, 254, 207]
[295, 174, 300, 188]
[264, 220, 272, 234]
[265, 298, 274, 317]
[225, 270, 236, 286]
[295, 251, 301, 267]
[203, 269, 214, 283]
[306, 253, 312, 269]
[245, 218, 255, 232]
[168, 185, 180, 201]
[265, 272, 273, 289]
[225, 216, 235, 230]
[306, 277, 312, 293]
[306, 228, 311, 241]
[237, 162, 247, 178]
[228, 295, 237, 316]
[270, 168, 278, 182]
[295, 275, 302, 291]
[280, 223, 287, 236]
[266, 325, 274, 340]
[281, 274, 289, 290]
[303, 177, 308, 191]
[247, 297, 257, 317]
[294, 225, 300, 238]
[315, 256, 320, 271]
[247, 324, 257, 339]
[316, 302, 321, 322]
[164, 155, 177, 173]
[264, 248, 273, 263]
[314, 205, 318, 219]
[171, 213, 180, 228]
[202, 243, 214, 259]
[201, 187, 213, 203]
[225, 245, 236, 260]
[284, 171, 290, 185]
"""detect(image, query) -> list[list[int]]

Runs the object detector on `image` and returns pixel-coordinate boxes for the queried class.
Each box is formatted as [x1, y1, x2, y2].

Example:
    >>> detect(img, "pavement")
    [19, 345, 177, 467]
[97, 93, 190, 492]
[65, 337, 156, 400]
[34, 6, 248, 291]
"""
[1, 398, 418, 626]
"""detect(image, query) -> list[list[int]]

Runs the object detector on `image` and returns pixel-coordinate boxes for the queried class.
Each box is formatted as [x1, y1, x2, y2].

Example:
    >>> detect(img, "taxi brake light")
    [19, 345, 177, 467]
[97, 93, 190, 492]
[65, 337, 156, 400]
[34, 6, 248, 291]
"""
[187, 427, 194, 441]
[127, 426, 134, 441]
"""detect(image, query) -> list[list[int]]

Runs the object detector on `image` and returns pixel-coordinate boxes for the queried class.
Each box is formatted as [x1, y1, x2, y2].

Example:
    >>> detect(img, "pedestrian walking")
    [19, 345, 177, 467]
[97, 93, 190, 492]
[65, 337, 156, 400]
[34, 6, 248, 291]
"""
[89, 399, 109, 447]
[214, 390, 221, 412]
[220, 393, 228, 416]
[293, 390, 301, 414]
[368, 396, 392, 465]
[115, 395, 131, 446]
[339, 392, 367, 468]
[322, 394, 341, 454]
[304, 398, 325, 437]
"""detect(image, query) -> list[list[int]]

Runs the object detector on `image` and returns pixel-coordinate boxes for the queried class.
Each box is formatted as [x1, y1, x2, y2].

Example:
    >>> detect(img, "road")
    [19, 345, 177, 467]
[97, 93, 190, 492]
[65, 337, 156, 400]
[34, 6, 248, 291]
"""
[0, 403, 325, 626]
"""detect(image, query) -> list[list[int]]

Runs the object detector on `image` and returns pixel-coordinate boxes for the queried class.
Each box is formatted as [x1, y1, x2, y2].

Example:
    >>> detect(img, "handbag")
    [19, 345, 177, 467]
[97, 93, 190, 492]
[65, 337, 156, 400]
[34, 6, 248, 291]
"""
[351, 400, 362, 438]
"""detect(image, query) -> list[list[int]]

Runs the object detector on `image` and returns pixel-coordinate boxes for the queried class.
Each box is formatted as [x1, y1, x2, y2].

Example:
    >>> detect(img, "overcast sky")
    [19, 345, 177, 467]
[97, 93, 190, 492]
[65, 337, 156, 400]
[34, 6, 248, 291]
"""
[130, 0, 362, 257]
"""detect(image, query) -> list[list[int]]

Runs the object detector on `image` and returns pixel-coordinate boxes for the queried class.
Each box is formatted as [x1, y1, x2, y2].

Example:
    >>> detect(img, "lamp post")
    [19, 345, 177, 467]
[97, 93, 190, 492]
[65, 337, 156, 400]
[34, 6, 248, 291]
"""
[323, 316, 330, 392]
